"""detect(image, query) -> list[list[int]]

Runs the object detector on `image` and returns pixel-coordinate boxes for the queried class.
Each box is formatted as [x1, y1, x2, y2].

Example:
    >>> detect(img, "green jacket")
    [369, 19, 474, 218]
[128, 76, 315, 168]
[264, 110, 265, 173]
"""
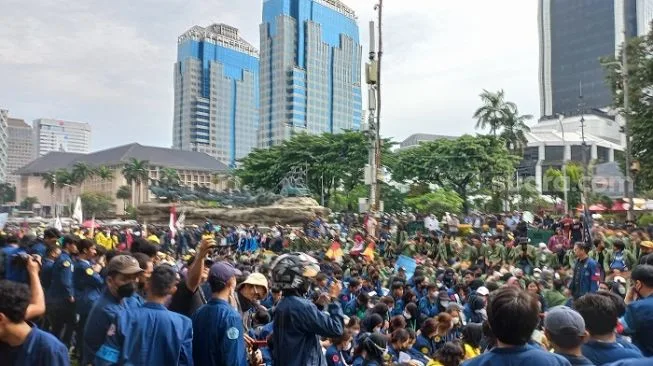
[509, 244, 536, 266]
[436, 243, 457, 263]
[535, 250, 556, 268]
[459, 244, 478, 262]
[482, 244, 506, 267]
[588, 248, 612, 273]
[543, 289, 567, 308]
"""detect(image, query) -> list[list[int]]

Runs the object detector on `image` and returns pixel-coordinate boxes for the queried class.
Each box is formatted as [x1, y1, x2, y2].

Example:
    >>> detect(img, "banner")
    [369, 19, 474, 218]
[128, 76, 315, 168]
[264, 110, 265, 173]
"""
[72, 197, 83, 223]
[395, 255, 417, 280]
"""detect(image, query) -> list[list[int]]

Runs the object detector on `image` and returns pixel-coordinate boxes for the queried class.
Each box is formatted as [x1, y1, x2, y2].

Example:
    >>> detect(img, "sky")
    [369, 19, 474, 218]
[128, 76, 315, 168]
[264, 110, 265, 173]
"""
[0, 0, 540, 151]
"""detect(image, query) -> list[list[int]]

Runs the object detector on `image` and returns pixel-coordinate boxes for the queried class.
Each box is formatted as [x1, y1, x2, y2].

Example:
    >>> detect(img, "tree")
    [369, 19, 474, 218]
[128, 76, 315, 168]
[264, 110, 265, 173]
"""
[80, 192, 115, 218]
[472, 89, 517, 136]
[499, 108, 532, 154]
[116, 185, 132, 211]
[404, 189, 464, 216]
[41, 171, 58, 197]
[71, 162, 94, 187]
[602, 29, 653, 191]
[159, 168, 181, 188]
[95, 166, 114, 182]
[121, 159, 149, 205]
[389, 135, 517, 213]
[20, 196, 38, 210]
[544, 163, 584, 209]
[0, 183, 16, 203]
[236, 131, 392, 208]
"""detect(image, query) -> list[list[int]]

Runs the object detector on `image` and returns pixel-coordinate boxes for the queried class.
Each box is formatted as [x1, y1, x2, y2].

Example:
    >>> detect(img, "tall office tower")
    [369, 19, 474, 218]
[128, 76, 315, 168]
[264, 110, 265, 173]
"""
[33, 118, 91, 157]
[0, 110, 8, 183]
[173, 24, 259, 167]
[538, 0, 653, 118]
[258, 0, 362, 148]
[6, 117, 34, 187]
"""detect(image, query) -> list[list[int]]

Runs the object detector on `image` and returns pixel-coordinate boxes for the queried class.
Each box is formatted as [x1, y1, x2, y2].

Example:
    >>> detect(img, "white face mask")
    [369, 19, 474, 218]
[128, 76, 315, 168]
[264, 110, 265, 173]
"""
[343, 342, 353, 351]
[452, 317, 460, 325]
[403, 311, 412, 320]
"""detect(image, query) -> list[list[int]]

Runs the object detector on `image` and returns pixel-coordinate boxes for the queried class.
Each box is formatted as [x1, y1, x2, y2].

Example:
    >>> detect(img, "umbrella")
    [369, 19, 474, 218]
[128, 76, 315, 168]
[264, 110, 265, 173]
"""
[82, 220, 99, 229]
[611, 201, 628, 212]
[588, 204, 607, 212]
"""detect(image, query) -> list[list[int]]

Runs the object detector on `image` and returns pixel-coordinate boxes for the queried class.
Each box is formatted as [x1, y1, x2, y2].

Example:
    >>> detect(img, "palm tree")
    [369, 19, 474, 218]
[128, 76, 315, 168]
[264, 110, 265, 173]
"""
[121, 159, 149, 205]
[41, 171, 58, 212]
[116, 185, 132, 211]
[95, 165, 114, 182]
[472, 89, 517, 136]
[72, 162, 94, 189]
[499, 108, 532, 154]
[159, 168, 180, 188]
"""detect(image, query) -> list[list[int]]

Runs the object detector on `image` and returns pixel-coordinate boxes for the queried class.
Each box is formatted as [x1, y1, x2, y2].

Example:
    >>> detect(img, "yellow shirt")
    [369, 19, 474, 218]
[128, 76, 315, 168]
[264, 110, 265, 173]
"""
[464, 343, 480, 359]
[427, 361, 443, 366]
[94, 232, 115, 250]
[147, 234, 160, 244]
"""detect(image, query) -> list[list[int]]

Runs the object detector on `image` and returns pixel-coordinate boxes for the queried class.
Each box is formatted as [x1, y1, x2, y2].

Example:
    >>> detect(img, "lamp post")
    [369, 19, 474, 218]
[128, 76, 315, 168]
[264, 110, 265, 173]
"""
[621, 4, 635, 222]
[558, 114, 568, 215]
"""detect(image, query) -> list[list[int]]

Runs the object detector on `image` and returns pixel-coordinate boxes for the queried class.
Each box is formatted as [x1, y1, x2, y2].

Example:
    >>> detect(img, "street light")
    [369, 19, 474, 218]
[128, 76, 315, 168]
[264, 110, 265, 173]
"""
[557, 114, 568, 215]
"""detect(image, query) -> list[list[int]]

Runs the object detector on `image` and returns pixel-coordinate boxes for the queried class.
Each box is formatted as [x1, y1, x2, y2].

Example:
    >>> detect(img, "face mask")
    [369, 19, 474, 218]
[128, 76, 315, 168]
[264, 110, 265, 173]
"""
[117, 282, 136, 298]
[343, 342, 353, 351]
[452, 317, 460, 325]
[441, 301, 450, 308]
[352, 330, 360, 338]
[403, 311, 412, 320]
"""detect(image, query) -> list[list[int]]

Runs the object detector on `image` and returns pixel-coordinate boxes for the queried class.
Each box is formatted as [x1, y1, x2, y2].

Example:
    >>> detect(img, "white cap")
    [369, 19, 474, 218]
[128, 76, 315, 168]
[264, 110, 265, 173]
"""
[614, 276, 627, 284]
[476, 286, 490, 296]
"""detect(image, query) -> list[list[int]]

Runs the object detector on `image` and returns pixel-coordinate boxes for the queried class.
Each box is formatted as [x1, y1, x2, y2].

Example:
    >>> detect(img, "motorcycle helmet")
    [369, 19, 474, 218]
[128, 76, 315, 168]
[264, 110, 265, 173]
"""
[271, 252, 320, 294]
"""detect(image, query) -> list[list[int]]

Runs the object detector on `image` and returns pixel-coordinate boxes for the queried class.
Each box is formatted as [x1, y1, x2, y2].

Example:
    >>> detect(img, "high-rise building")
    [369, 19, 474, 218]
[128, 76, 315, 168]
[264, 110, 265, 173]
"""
[258, 0, 362, 147]
[538, 0, 653, 118]
[173, 24, 259, 167]
[0, 110, 8, 183]
[6, 117, 34, 187]
[33, 118, 91, 157]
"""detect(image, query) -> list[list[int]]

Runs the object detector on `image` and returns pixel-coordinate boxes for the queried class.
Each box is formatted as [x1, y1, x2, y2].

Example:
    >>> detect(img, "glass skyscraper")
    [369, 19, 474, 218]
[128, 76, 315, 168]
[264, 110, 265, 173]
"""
[538, 0, 653, 118]
[173, 24, 259, 167]
[258, 0, 362, 148]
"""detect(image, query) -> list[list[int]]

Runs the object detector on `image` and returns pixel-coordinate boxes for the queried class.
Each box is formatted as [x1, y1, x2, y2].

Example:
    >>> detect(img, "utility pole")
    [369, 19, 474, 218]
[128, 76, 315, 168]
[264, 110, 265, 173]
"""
[578, 82, 590, 211]
[366, 1, 383, 213]
[558, 114, 568, 215]
[622, 1, 635, 222]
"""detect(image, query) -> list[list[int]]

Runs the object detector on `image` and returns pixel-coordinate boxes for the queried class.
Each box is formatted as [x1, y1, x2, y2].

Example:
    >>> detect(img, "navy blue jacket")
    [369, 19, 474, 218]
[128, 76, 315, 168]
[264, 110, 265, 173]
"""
[0, 323, 69, 366]
[192, 298, 247, 366]
[47, 251, 74, 303]
[83, 289, 142, 364]
[29, 242, 47, 258]
[272, 295, 344, 366]
[581, 340, 642, 365]
[570, 257, 600, 299]
[40, 258, 55, 291]
[624, 295, 653, 356]
[95, 302, 193, 366]
[1, 246, 27, 283]
[462, 344, 571, 366]
[73, 259, 104, 318]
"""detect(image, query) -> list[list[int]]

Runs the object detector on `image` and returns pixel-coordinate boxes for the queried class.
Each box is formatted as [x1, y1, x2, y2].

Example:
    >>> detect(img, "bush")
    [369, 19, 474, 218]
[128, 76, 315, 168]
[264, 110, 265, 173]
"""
[638, 213, 653, 227]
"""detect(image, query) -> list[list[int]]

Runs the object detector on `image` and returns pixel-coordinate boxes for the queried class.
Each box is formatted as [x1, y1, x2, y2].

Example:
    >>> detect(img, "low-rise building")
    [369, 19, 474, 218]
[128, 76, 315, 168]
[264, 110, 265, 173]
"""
[15, 143, 229, 215]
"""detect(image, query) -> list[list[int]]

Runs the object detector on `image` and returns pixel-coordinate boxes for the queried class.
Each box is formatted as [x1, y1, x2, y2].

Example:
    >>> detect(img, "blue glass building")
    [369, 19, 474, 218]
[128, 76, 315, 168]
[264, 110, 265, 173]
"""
[258, 0, 362, 147]
[173, 24, 259, 167]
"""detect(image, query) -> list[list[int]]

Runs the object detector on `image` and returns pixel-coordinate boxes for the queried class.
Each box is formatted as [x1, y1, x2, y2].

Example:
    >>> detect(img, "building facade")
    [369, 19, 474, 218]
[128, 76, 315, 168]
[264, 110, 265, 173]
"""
[33, 118, 91, 157]
[538, 0, 653, 117]
[0, 110, 8, 183]
[258, 0, 362, 148]
[173, 23, 259, 167]
[6, 118, 34, 187]
[15, 143, 229, 215]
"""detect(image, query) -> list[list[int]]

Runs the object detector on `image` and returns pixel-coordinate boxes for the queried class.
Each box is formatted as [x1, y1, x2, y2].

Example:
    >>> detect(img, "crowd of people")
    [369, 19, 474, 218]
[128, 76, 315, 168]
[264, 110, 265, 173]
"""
[0, 211, 653, 365]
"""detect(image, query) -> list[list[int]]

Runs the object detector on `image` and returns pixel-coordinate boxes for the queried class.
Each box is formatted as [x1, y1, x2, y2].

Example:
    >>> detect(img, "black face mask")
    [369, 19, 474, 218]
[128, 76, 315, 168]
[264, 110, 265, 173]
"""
[117, 283, 136, 298]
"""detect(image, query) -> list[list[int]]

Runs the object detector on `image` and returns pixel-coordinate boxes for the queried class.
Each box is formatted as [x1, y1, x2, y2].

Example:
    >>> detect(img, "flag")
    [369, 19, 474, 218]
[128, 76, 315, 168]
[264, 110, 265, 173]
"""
[169, 205, 177, 239]
[175, 211, 186, 230]
[72, 197, 83, 223]
[90, 214, 96, 238]
[54, 215, 63, 231]
[583, 206, 593, 247]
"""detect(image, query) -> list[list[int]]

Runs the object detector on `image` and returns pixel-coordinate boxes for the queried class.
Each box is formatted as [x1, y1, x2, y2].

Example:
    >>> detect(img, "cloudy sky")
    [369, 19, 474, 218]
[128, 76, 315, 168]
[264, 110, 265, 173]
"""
[0, 0, 539, 151]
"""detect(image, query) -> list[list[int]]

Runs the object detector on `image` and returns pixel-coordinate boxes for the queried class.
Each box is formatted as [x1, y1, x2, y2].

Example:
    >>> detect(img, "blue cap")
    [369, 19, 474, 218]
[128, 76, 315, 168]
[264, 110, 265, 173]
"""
[209, 261, 242, 283]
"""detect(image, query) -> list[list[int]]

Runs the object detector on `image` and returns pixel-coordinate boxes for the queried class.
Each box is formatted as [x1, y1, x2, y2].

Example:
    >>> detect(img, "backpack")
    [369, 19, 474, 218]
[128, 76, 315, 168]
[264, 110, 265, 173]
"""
[610, 251, 626, 270]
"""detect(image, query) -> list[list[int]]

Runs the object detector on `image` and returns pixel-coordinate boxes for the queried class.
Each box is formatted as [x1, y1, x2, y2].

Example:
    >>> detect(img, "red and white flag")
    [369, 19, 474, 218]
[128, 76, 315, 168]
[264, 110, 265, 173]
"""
[169, 205, 177, 239]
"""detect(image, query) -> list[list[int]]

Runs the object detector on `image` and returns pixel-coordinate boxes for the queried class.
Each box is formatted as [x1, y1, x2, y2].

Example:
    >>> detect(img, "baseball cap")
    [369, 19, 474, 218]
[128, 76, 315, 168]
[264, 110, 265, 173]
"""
[640, 241, 653, 249]
[209, 261, 242, 283]
[476, 286, 490, 296]
[544, 306, 586, 337]
[107, 255, 145, 275]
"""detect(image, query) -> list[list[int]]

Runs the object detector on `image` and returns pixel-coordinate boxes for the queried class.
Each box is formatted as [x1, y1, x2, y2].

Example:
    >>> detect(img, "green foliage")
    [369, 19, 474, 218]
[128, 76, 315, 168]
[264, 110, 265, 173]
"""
[602, 31, 653, 191]
[95, 166, 114, 181]
[72, 162, 94, 185]
[638, 213, 653, 227]
[116, 185, 132, 210]
[472, 89, 532, 153]
[544, 164, 584, 209]
[330, 183, 405, 213]
[236, 131, 393, 205]
[80, 192, 115, 218]
[158, 168, 181, 188]
[388, 135, 517, 212]
[20, 196, 39, 210]
[123, 205, 137, 220]
[404, 189, 464, 216]
[122, 159, 149, 185]
[0, 183, 16, 203]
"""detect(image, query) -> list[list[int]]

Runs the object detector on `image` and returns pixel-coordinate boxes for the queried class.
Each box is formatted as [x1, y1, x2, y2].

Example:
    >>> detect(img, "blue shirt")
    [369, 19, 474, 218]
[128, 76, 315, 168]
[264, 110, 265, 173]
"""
[47, 252, 74, 303]
[604, 358, 653, 366]
[192, 298, 247, 366]
[581, 339, 642, 365]
[418, 296, 439, 317]
[29, 242, 47, 258]
[83, 289, 142, 364]
[2, 246, 28, 283]
[325, 345, 348, 366]
[462, 344, 571, 366]
[624, 295, 653, 356]
[0, 322, 69, 366]
[95, 302, 193, 366]
[73, 259, 104, 318]
[271, 295, 344, 366]
[40, 258, 55, 291]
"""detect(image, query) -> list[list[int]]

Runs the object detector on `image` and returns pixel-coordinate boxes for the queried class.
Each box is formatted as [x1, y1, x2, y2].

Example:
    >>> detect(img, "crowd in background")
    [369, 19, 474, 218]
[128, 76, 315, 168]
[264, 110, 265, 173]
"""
[0, 210, 653, 365]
